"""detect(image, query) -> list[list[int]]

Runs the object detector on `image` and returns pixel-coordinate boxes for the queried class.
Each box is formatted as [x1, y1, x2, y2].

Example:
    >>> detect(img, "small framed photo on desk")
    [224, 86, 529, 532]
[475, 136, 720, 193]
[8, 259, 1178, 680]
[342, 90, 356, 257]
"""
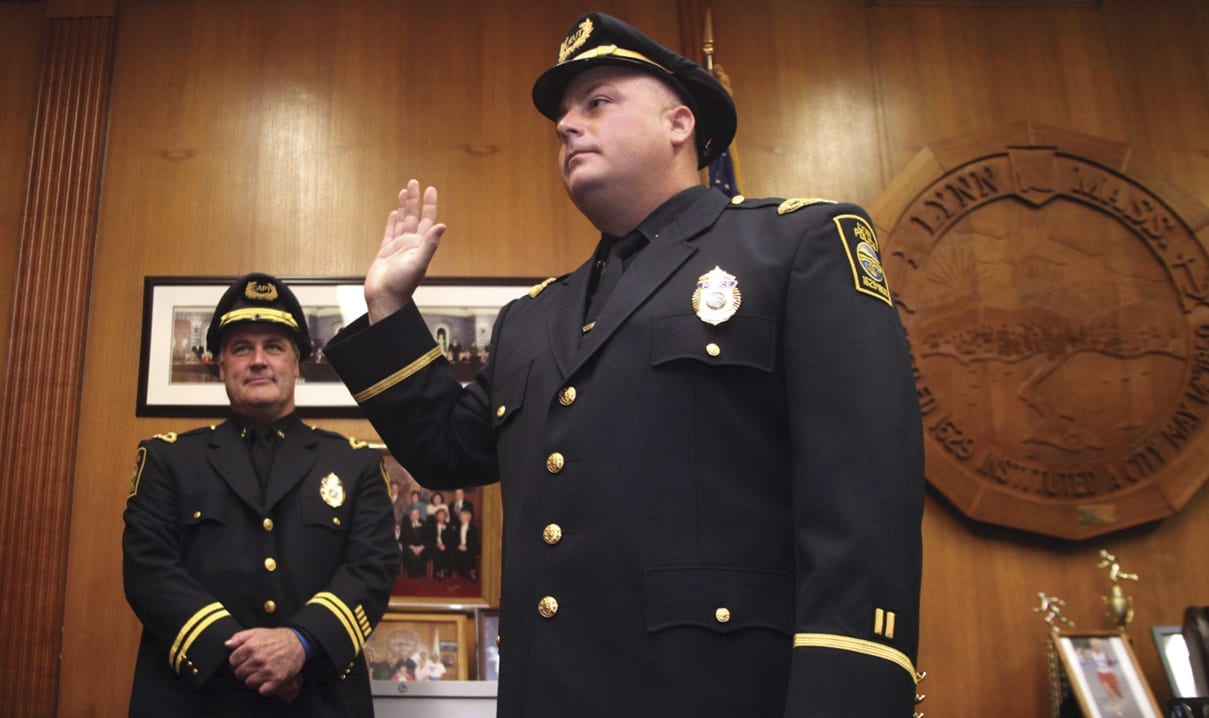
[364, 612, 470, 682]
[1053, 631, 1162, 718]
[1151, 625, 1199, 699]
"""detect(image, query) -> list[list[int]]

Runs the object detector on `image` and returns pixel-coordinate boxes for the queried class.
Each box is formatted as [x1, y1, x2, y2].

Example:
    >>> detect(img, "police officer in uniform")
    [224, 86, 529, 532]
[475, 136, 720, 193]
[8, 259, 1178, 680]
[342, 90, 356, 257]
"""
[122, 273, 399, 717]
[324, 12, 925, 717]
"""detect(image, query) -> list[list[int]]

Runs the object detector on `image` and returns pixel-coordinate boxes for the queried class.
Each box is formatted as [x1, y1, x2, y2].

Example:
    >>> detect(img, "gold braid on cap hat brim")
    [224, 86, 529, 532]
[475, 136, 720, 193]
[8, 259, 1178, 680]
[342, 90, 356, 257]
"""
[219, 307, 300, 331]
[561, 44, 672, 74]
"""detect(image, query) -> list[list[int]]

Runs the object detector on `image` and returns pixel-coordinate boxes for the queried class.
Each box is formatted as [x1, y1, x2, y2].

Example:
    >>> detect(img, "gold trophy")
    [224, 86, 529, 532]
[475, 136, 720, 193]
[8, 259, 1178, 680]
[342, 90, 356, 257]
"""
[1034, 592, 1075, 718]
[1097, 549, 1138, 631]
[1034, 592, 1076, 633]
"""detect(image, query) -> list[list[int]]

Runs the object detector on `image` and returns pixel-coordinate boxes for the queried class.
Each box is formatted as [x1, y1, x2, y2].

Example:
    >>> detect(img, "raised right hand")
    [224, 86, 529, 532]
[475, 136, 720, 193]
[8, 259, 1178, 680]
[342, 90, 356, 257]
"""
[365, 179, 447, 324]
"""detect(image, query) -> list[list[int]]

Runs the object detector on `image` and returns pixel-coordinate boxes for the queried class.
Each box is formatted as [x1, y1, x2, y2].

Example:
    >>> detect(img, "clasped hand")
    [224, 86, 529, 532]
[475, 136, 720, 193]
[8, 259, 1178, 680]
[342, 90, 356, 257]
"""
[225, 627, 306, 703]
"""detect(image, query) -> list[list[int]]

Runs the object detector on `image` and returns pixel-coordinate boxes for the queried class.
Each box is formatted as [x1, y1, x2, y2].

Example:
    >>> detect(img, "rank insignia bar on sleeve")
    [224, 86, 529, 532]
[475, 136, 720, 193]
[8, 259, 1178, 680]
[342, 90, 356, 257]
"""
[692, 266, 741, 325]
[834, 214, 893, 306]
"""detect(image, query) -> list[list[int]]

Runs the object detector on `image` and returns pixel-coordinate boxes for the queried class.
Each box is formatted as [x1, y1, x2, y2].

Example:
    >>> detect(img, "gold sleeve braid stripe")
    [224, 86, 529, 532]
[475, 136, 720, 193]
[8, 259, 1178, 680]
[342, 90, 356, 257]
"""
[169, 603, 231, 673]
[355, 604, 371, 637]
[308, 592, 370, 653]
[352, 346, 444, 403]
[379, 459, 391, 495]
[793, 633, 919, 684]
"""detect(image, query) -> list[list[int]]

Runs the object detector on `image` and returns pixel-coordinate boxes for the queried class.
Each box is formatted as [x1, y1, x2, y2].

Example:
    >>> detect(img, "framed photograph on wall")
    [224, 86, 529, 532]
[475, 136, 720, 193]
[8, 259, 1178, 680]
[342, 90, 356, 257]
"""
[382, 450, 501, 610]
[476, 608, 500, 681]
[136, 276, 535, 416]
[364, 611, 470, 682]
[1053, 631, 1162, 718]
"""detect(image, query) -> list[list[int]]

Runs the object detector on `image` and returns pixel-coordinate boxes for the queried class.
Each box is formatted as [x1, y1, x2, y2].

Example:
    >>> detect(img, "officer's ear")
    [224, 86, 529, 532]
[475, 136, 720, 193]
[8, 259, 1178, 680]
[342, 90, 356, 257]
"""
[666, 105, 695, 147]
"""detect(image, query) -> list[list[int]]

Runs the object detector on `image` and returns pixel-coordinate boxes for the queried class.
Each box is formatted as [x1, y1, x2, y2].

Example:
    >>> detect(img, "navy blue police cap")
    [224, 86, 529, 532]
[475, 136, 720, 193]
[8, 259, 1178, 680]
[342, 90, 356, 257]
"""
[206, 273, 311, 359]
[531, 12, 737, 170]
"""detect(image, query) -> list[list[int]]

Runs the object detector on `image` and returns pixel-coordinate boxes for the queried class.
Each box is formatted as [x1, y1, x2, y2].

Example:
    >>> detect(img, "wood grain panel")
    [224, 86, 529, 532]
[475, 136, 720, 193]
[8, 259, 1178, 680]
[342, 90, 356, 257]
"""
[1100, 0, 1209, 202]
[704, 0, 884, 203]
[0, 2, 45, 414]
[0, 11, 114, 718]
[39, 0, 1209, 716]
[868, 1, 1126, 186]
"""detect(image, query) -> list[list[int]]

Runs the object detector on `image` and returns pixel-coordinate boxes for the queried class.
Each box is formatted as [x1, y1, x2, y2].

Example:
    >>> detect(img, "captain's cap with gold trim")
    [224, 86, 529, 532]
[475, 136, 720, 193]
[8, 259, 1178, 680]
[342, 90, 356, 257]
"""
[206, 273, 311, 359]
[531, 12, 736, 169]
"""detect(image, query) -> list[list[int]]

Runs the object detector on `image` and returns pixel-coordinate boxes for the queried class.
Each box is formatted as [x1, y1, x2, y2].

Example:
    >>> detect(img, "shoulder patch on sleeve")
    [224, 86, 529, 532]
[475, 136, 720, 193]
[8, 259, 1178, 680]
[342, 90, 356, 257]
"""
[529, 277, 557, 298]
[834, 214, 893, 306]
[127, 446, 148, 500]
[778, 197, 837, 215]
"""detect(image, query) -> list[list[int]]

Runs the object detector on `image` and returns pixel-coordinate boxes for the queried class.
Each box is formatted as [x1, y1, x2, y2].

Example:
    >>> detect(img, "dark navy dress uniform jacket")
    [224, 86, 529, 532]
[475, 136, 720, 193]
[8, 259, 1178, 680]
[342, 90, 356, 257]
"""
[325, 187, 926, 717]
[122, 420, 400, 717]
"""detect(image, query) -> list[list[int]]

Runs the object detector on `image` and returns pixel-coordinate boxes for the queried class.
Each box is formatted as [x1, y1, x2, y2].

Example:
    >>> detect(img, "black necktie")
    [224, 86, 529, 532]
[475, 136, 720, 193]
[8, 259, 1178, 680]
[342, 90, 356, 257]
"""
[586, 231, 647, 324]
[249, 425, 275, 496]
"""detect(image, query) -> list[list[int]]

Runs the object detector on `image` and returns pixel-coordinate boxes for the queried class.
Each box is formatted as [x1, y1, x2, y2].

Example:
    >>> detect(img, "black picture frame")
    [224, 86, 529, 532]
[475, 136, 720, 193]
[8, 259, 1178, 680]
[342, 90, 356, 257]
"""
[1152, 625, 1200, 699]
[136, 275, 537, 417]
[476, 608, 500, 681]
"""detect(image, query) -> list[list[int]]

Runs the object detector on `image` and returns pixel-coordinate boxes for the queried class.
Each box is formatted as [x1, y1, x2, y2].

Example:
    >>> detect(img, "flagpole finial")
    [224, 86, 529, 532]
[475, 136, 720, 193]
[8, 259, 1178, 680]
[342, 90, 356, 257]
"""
[702, 7, 715, 72]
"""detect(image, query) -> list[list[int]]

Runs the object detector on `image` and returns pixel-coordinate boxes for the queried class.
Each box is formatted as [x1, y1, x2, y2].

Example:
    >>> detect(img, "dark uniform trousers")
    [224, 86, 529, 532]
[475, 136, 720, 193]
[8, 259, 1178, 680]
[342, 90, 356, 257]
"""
[122, 420, 400, 717]
[325, 187, 926, 717]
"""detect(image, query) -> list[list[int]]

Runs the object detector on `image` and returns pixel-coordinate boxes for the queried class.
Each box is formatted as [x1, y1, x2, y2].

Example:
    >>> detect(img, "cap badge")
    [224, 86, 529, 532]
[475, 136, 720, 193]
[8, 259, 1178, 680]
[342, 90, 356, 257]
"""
[245, 279, 278, 302]
[319, 472, 345, 508]
[558, 17, 594, 63]
[692, 266, 741, 325]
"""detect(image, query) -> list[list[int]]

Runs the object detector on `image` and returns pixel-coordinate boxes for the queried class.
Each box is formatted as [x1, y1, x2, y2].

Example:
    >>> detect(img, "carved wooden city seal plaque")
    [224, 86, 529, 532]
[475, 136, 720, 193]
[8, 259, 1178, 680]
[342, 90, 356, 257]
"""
[873, 123, 1209, 539]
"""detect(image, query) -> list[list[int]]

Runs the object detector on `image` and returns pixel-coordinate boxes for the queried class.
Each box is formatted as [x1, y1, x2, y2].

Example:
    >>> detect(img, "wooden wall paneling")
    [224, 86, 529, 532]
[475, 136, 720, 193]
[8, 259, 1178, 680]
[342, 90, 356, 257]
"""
[703, 0, 884, 204]
[0, 2, 46, 411]
[0, 11, 115, 718]
[1099, 0, 1209, 202]
[867, 2, 1126, 185]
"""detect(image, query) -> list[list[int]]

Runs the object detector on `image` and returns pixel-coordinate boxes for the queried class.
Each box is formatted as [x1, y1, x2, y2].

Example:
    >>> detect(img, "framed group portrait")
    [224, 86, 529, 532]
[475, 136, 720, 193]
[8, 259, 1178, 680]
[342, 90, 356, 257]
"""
[1053, 631, 1162, 718]
[136, 275, 536, 416]
[381, 450, 502, 610]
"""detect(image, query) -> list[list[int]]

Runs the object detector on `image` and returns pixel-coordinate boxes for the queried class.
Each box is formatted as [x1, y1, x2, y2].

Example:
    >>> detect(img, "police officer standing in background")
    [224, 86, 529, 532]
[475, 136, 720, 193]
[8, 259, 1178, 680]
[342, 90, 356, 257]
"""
[122, 273, 399, 717]
[325, 11, 925, 717]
